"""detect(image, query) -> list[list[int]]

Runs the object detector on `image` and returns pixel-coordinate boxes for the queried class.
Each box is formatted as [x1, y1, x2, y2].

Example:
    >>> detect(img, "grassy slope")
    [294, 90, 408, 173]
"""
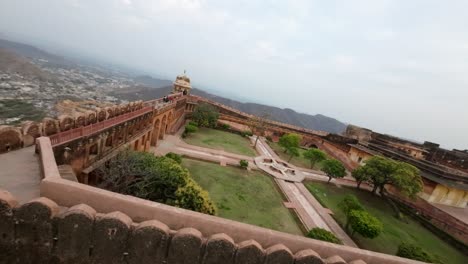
[305, 182, 467, 264]
[183, 127, 257, 157]
[268, 141, 324, 170]
[183, 158, 303, 235]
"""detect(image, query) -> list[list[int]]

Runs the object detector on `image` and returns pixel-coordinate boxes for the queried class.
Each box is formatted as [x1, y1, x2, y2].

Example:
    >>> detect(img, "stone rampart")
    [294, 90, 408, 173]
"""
[35, 137, 422, 264]
[0, 189, 424, 264]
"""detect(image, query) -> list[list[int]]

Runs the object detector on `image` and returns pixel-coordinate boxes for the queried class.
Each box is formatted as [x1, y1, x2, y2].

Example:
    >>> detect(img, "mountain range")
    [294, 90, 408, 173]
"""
[112, 79, 347, 134]
[0, 37, 347, 134]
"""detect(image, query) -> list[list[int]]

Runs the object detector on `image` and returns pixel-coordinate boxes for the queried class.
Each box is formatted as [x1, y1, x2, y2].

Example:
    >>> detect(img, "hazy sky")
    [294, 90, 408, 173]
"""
[1, 0, 467, 149]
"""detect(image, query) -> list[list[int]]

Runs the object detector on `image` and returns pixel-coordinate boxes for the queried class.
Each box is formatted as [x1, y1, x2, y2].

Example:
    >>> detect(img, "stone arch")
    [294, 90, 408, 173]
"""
[167, 111, 174, 134]
[151, 119, 161, 146]
[58, 115, 75, 132]
[0, 126, 23, 153]
[159, 115, 167, 140]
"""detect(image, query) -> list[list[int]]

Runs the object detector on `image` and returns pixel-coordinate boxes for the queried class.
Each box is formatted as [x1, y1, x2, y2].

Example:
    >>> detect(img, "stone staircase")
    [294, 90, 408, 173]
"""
[57, 164, 78, 182]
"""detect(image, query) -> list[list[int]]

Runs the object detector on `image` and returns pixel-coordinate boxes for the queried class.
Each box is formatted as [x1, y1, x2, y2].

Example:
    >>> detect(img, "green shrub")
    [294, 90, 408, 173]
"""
[397, 243, 440, 263]
[188, 121, 198, 127]
[220, 123, 230, 130]
[348, 210, 383, 239]
[97, 151, 216, 215]
[306, 228, 342, 244]
[239, 160, 249, 169]
[165, 152, 182, 164]
[185, 124, 198, 134]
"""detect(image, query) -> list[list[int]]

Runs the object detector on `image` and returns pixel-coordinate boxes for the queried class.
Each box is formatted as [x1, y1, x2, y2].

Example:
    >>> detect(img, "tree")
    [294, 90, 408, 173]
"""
[358, 156, 423, 198]
[321, 159, 346, 183]
[192, 103, 219, 128]
[338, 195, 364, 229]
[397, 243, 441, 263]
[239, 160, 249, 169]
[348, 210, 383, 239]
[306, 228, 342, 244]
[248, 112, 270, 147]
[278, 133, 301, 162]
[96, 150, 217, 215]
[351, 166, 371, 189]
[303, 148, 327, 169]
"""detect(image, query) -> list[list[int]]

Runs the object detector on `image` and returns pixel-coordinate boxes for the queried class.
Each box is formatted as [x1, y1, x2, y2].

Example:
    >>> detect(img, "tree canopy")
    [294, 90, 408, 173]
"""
[348, 210, 383, 239]
[303, 148, 327, 169]
[321, 159, 346, 183]
[338, 195, 364, 229]
[306, 228, 342, 244]
[351, 166, 371, 189]
[192, 103, 219, 128]
[278, 133, 301, 161]
[355, 156, 423, 198]
[97, 150, 217, 215]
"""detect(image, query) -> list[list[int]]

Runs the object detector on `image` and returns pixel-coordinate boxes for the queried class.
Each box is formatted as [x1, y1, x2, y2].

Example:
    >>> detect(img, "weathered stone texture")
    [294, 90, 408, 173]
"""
[91, 211, 132, 264]
[167, 228, 203, 264]
[126, 220, 170, 264]
[14, 197, 59, 264]
[264, 244, 294, 264]
[54, 204, 96, 263]
[202, 233, 236, 264]
[234, 240, 265, 264]
[0, 190, 377, 264]
[294, 249, 325, 264]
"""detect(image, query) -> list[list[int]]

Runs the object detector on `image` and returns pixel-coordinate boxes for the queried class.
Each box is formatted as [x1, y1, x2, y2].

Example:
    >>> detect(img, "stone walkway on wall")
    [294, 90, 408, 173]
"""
[0, 146, 41, 204]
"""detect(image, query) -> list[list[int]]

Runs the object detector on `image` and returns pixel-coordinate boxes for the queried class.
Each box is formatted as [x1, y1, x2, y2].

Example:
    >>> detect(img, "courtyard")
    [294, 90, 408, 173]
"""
[268, 141, 325, 169]
[182, 158, 304, 235]
[305, 181, 466, 264]
[183, 127, 257, 157]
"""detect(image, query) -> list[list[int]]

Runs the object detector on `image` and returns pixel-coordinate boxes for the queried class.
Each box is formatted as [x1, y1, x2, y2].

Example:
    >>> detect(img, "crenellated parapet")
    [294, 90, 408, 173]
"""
[0, 100, 145, 154]
[1, 187, 422, 264]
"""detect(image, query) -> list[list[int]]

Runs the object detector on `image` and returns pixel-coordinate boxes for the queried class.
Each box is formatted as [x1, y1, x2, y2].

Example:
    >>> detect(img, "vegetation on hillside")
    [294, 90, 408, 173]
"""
[0, 99, 45, 124]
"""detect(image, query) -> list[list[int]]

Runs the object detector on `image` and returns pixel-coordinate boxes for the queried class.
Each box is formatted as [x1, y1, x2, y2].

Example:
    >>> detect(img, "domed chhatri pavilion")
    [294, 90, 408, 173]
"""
[173, 71, 192, 94]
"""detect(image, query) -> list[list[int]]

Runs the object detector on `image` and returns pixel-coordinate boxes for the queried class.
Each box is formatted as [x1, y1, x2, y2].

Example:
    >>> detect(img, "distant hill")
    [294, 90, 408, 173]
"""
[112, 84, 347, 134]
[0, 48, 55, 82]
[0, 38, 70, 67]
[134, 75, 172, 88]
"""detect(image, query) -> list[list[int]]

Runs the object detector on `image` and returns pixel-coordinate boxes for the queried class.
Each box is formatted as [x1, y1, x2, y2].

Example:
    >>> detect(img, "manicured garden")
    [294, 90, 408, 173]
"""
[268, 141, 324, 169]
[182, 158, 303, 235]
[305, 181, 467, 264]
[183, 127, 257, 157]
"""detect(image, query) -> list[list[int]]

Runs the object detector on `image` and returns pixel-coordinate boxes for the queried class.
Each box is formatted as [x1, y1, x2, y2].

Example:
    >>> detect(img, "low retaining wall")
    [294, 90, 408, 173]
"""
[36, 137, 422, 264]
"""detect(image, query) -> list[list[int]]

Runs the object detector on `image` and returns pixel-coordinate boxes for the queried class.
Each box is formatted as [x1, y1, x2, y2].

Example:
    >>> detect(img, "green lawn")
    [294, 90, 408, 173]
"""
[268, 141, 324, 169]
[183, 128, 257, 157]
[182, 158, 303, 235]
[305, 182, 467, 264]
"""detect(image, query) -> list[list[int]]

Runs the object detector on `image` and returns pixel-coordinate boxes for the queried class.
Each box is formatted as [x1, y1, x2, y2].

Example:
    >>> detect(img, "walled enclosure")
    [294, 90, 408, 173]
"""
[36, 137, 423, 264]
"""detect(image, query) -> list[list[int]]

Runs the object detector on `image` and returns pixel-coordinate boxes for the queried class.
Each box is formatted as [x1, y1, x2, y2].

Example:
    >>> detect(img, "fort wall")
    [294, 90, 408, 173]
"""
[34, 137, 422, 264]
